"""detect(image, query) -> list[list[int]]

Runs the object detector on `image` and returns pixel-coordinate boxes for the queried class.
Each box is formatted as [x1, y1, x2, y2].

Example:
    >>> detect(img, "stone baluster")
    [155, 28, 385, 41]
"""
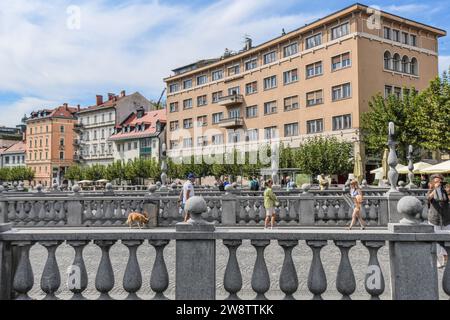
[387, 122, 399, 193]
[442, 242, 450, 298]
[251, 240, 271, 300]
[406, 145, 416, 189]
[278, 240, 299, 300]
[306, 240, 328, 300]
[67, 241, 89, 300]
[334, 240, 356, 300]
[12, 241, 34, 300]
[40, 241, 62, 299]
[149, 240, 170, 300]
[223, 240, 242, 300]
[94, 240, 115, 300]
[123, 240, 143, 300]
[362, 241, 385, 300]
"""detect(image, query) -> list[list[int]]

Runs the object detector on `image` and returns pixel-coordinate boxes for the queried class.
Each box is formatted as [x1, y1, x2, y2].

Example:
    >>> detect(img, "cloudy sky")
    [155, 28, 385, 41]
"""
[0, 0, 449, 126]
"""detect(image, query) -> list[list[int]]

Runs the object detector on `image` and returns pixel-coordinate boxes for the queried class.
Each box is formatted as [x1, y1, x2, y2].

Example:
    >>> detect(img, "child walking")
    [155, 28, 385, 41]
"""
[264, 180, 278, 229]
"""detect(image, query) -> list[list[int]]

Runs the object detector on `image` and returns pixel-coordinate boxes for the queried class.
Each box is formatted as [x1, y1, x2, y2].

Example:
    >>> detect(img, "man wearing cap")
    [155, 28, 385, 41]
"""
[179, 173, 196, 222]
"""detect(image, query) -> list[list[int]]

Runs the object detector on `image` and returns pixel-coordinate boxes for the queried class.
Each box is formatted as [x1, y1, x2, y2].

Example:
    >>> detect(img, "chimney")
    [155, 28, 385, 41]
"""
[77, 104, 80, 112]
[108, 93, 115, 101]
[136, 106, 145, 119]
[63, 103, 68, 109]
[244, 37, 252, 51]
[96, 95, 103, 106]
[120, 90, 126, 97]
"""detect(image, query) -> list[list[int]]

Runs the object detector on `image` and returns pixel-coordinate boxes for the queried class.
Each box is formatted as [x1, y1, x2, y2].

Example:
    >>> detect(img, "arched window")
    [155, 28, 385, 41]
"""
[402, 56, 410, 74]
[410, 58, 418, 75]
[384, 51, 392, 70]
[393, 54, 401, 72]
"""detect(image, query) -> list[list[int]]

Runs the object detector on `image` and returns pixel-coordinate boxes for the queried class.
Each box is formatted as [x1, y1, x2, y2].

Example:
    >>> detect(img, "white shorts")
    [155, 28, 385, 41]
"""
[266, 207, 275, 217]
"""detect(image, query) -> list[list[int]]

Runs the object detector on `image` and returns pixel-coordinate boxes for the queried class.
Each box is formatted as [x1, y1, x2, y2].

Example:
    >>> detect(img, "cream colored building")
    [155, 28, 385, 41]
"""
[164, 3, 446, 172]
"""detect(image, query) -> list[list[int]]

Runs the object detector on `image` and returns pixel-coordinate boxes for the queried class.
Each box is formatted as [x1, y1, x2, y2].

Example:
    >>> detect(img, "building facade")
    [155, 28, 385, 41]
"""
[109, 108, 166, 163]
[164, 3, 446, 171]
[0, 141, 26, 168]
[74, 91, 155, 166]
[25, 104, 78, 186]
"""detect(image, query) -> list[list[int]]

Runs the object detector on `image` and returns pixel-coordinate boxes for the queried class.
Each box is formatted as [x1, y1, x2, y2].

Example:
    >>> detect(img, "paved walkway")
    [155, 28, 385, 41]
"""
[22, 227, 448, 300]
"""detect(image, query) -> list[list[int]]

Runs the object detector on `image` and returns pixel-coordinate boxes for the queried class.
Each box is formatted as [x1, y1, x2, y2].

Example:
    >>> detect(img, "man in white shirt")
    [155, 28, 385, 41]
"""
[179, 173, 195, 222]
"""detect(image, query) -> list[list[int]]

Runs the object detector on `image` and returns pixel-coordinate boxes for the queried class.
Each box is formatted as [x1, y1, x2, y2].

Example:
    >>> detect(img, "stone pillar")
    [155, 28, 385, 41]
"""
[0, 223, 12, 300]
[406, 145, 416, 189]
[176, 196, 216, 300]
[144, 185, 159, 228]
[378, 196, 389, 226]
[0, 186, 7, 224]
[66, 184, 83, 226]
[299, 184, 315, 225]
[387, 192, 404, 223]
[388, 196, 438, 300]
[221, 185, 237, 225]
[387, 122, 399, 194]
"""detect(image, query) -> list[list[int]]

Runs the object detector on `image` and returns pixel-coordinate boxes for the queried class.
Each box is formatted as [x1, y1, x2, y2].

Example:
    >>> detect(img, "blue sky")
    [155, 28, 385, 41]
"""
[0, 0, 448, 126]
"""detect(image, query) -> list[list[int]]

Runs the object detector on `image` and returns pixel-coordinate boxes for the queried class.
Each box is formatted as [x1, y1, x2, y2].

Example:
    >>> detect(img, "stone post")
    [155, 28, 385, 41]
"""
[66, 184, 83, 226]
[0, 222, 12, 300]
[221, 185, 237, 225]
[159, 143, 168, 192]
[176, 196, 216, 300]
[299, 184, 315, 225]
[103, 183, 115, 196]
[387, 122, 399, 194]
[0, 186, 7, 224]
[407, 145, 416, 189]
[388, 196, 438, 300]
[378, 196, 389, 226]
[387, 191, 404, 223]
[144, 185, 159, 227]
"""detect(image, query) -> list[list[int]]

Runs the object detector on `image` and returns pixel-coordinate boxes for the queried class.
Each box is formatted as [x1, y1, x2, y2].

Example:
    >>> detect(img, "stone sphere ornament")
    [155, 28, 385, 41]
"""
[397, 196, 423, 225]
[301, 184, 311, 194]
[72, 184, 81, 193]
[148, 184, 157, 194]
[185, 196, 208, 225]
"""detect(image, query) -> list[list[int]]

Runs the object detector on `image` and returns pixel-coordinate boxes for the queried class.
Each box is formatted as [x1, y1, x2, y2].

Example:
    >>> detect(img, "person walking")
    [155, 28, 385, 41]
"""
[178, 173, 196, 222]
[286, 176, 295, 192]
[427, 174, 450, 268]
[264, 180, 278, 230]
[249, 176, 259, 191]
[216, 177, 225, 192]
[223, 176, 230, 188]
[348, 180, 367, 230]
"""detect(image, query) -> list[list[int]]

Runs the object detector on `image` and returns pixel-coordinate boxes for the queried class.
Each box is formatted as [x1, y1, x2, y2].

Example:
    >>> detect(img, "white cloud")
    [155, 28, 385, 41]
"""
[0, 0, 321, 126]
[439, 56, 450, 75]
[0, 97, 59, 127]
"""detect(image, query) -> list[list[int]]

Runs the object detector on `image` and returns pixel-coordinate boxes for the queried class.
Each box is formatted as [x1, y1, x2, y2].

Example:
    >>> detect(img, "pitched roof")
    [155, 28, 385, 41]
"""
[109, 109, 166, 141]
[2, 141, 26, 154]
[28, 105, 77, 121]
[77, 92, 141, 114]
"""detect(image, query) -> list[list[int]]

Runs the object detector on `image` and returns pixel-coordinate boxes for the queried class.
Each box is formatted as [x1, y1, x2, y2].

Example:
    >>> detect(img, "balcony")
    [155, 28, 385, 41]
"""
[218, 94, 244, 107]
[73, 123, 84, 132]
[73, 154, 84, 162]
[218, 117, 244, 128]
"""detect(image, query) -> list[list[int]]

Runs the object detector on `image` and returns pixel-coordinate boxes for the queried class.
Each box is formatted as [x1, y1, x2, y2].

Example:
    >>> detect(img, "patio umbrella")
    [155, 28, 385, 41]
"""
[353, 152, 364, 183]
[370, 164, 407, 175]
[78, 180, 93, 184]
[420, 160, 450, 174]
[381, 148, 389, 180]
[397, 162, 433, 174]
[96, 179, 109, 183]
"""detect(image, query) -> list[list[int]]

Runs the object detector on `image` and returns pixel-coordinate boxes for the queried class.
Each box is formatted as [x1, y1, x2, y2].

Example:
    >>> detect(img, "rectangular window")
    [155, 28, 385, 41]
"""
[227, 130, 241, 143]
[244, 58, 258, 71]
[307, 119, 324, 134]
[228, 86, 240, 95]
[263, 51, 277, 64]
[212, 134, 224, 145]
[333, 114, 352, 131]
[264, 126, 278, 140]
[283, 43, 298, 57]
[385, 85, 393, 98]
[283, 69, 298, 84]
[212, 112, 223, 124]
[331, 22, 349, 40]
[284, 123, 299, 137]
[263, 75, 277, 90]
[197, 75, 207, 86]
[284, 96, 299, 111]
[393, 30, 400, 42]
[246, 106, 258, 118]
[332, 52, 351, 71]
[402, 32, 409, 45]
[59, 152, 64, 160]
[245, 82, 258, 95]
[170, 140, 179, 149]
[228, 108, 240, 119]
[183, 99, 193, 109]
[306, 90, 323, 106]
[169, 102, 179, 113]
[169, 83, 179, 93]
[197, 136, 208, 147]
[60, 125, 64, 133]
[332, 83, 351, 101]
[394, 87, 402, 99]
[183, 118, 193, 129]
[410, 35, 417, 47]
[197, 95, 207, 107]
[384, 27, 391, 40]
[306, 61, 323, 78]
[212, 91, 223, 103]
[306, 33, 322, 49]
[228, 65, 240, 76]
[197, 115, 207, 127]
[211, 70, 224, 81]
[183, 79, 193, 90]
[183, 138, 193, 148]
[247, 129, 259, 141]
[264, 101, 277, 115]
[169, 121, 179, 132]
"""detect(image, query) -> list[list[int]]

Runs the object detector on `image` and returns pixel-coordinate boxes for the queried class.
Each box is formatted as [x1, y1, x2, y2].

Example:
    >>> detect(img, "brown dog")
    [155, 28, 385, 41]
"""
[125, 212, 149, 229]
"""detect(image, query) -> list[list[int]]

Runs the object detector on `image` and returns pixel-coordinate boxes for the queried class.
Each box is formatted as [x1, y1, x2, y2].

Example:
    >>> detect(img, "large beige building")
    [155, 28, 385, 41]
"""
[164, 3, 446, 174]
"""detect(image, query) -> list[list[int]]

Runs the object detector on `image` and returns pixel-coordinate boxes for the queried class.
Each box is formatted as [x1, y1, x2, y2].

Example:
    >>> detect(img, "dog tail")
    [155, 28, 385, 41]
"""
[125, 214, 132, 225]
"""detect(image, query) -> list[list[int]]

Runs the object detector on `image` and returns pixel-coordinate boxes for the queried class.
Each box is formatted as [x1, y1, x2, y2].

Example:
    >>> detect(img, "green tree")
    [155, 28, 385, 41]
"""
[294, 136, 353, 175]
[65, 165, 84, 181]
[84, 164, 105, 181]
